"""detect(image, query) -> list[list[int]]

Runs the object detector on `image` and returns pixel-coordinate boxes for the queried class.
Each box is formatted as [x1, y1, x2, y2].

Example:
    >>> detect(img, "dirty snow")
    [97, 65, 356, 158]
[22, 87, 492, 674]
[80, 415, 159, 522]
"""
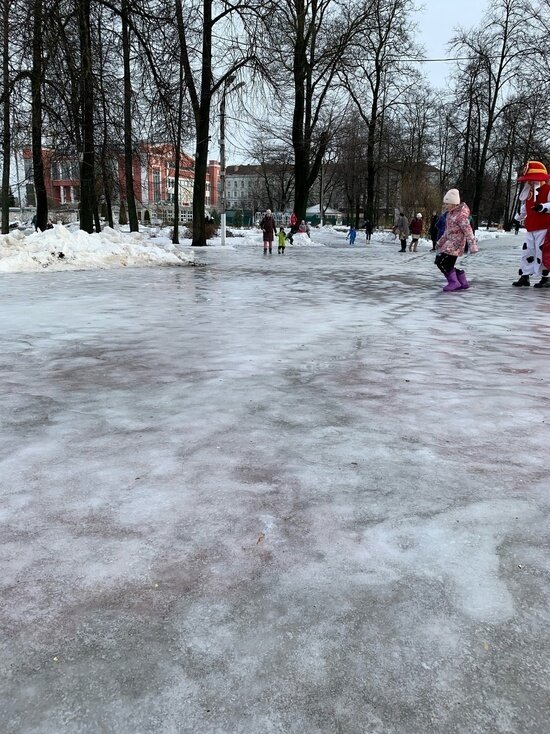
[0, 225, 194, 272]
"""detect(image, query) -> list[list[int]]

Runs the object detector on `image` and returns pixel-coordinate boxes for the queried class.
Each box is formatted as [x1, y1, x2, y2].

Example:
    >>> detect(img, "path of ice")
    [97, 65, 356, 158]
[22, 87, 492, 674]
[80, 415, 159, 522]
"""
[1, 230, 548, 733]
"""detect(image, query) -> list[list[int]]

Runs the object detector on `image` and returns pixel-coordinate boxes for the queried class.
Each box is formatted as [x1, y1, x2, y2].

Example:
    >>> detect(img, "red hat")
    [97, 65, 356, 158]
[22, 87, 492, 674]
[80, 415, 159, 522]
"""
[517, 161, 550, 182]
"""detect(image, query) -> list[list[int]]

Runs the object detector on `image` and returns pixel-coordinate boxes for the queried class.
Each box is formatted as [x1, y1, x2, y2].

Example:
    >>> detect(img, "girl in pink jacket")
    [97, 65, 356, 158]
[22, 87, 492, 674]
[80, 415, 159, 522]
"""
[435, 189, 478, 292]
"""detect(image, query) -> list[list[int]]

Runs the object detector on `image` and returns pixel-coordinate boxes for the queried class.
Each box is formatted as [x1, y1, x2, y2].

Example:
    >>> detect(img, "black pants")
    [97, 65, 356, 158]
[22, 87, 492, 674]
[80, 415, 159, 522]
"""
[400, 238, 406, 251]
[435, 253, 457, 275]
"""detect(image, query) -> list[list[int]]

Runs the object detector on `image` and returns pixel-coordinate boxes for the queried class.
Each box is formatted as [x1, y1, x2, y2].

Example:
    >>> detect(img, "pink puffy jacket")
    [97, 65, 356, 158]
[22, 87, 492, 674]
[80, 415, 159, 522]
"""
[437, 203, 478, 257]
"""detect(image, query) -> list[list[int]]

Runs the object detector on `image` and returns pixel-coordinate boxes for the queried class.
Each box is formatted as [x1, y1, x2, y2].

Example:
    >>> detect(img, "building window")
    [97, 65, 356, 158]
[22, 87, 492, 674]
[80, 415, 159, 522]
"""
[153, 169, 161, 202]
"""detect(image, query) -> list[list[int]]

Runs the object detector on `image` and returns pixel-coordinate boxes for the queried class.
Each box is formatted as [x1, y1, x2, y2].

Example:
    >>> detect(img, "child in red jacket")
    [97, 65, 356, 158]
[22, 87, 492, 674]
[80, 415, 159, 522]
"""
[409, 213, 423, 252]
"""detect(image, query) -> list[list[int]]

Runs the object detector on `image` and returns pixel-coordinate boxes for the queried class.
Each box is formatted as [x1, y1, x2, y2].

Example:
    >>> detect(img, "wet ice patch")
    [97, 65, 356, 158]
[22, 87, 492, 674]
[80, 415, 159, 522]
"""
[351, 500, 535, 622]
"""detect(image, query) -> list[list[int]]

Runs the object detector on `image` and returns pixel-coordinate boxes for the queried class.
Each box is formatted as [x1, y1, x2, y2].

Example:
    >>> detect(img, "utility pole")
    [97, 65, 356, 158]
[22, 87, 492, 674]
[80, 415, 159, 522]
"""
[319, 159, 324, 227]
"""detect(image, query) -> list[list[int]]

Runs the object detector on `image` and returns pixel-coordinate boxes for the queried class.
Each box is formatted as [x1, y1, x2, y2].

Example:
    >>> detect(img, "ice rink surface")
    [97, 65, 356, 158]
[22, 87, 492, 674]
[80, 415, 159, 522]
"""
[1, 230, 549, 733]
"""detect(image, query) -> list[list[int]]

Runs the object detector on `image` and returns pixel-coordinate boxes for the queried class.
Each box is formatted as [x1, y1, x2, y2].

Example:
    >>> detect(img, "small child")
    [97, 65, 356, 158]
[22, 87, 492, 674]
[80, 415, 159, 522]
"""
[347, 226, 357, 245]
[277, 226, 287, 254]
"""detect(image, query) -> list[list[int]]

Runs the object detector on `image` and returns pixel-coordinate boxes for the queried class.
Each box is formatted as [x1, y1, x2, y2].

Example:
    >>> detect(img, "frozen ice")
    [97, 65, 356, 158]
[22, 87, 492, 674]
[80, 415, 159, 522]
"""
[0, 228, 549, 733]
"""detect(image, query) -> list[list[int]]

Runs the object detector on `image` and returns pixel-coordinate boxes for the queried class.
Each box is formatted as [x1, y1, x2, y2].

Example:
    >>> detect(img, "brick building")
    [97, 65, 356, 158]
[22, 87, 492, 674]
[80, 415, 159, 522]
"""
[22, 145, 220, 220]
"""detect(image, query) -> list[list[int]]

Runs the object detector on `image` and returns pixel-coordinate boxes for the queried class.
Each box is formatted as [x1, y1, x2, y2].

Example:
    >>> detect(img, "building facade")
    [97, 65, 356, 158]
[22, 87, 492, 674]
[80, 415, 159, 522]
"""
[22, 145, 220, 221]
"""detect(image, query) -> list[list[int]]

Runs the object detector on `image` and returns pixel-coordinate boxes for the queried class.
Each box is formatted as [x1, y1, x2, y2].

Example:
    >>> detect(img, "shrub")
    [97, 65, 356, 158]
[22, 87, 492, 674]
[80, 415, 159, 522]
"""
[118, 201, 128, 225]
[143, 209, 151, 224]
[184, 221, 219, 240]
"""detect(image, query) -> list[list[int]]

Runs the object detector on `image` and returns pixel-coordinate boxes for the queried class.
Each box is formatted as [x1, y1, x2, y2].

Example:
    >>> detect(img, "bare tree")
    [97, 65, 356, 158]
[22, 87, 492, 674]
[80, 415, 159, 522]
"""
[176, 0, 258, 245]
[341, 0, 418, 224]
[451, 0, 525, 226]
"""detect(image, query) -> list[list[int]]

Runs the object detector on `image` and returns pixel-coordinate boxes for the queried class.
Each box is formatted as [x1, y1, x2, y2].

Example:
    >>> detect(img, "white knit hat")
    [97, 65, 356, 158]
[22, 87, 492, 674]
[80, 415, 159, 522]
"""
[416, 212, 422, 218]
[443, 189, 460, 205]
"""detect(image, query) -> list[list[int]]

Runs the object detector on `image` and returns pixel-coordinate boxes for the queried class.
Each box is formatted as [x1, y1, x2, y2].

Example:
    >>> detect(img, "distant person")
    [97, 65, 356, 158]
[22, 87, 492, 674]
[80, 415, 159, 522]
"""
[277, 226, 286, 254]
[260, 209, 277, 254]
[395, 212, 409, 252]
[428, 212, 439, 251]
[347, 225, 357, 245]
[288, 211, 299, 244]
[364, 218, 373, 242]
[409, 213, 423, 252]
[513, 219, 520, 236]
[31, 213, 38, 232]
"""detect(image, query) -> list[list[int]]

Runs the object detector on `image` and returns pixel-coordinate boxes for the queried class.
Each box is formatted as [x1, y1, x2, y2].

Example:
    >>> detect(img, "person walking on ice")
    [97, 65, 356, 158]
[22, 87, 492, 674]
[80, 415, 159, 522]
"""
[435, 188, 478, 292]
[364, 218, 373, 242]
[277, 226, 287, 254]
[409, 213, 423, 251]
[347, 225, 357, 245]
[513, 160, 550, 288]
[260, 209, 277, 254]
[395, 212, 409, 252]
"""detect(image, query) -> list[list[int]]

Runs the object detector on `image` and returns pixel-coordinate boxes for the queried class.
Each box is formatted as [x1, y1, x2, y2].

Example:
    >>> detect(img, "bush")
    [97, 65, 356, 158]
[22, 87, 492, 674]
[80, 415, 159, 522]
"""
[143, 209, 151, 224]
[233, 210, 243, 228]
[118, 201, 128, 225]
[184, 221, 219, 241]
[205, 221, 218, 239]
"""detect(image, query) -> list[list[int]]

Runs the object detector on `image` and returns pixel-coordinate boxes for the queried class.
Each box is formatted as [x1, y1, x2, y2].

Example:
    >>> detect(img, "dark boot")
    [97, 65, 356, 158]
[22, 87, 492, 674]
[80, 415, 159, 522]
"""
[443, 269, 462, 292]
[456, 269, 469, 289]
[512, 274, 530, 287]
[533, 276, 550, 288]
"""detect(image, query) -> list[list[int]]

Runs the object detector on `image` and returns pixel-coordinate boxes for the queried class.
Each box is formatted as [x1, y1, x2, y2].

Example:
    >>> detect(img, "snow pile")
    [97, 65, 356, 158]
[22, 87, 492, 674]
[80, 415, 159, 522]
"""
[210, 228, 325, 248]
[0, 225, 194, 273]
[290, 232, 323, 247]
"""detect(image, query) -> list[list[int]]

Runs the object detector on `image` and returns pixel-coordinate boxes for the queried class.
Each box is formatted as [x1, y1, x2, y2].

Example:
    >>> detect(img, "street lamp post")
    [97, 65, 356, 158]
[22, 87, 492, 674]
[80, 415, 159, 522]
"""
[319, 158, 324, 227]
[220, 77, 245, 246]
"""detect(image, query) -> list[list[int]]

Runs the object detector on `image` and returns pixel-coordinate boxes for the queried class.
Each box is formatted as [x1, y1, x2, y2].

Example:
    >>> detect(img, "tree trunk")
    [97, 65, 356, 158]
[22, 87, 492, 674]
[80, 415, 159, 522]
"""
[365, 66, 382, 225]
[192, 112, 209, 245]
[78, 0, 94, 233]
[191, 0, 213, 246]
[121, 0, 139, 231]
[31, 0, 48, 231]
[1, 0, 10, 234]
[291, 0, 308, 221]
[172, 55, 185, 244]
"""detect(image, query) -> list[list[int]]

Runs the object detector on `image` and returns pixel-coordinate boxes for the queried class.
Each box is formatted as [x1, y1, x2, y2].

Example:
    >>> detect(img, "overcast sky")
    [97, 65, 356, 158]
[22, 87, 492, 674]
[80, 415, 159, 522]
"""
[417, 0, 488, 87]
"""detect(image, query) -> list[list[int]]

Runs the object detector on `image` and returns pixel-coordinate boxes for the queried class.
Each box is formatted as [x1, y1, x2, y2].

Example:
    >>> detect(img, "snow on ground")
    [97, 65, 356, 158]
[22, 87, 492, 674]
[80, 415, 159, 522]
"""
[0, 223, 506, 274]
[0, 227, 549, 733]
[0, 225, 194, 272]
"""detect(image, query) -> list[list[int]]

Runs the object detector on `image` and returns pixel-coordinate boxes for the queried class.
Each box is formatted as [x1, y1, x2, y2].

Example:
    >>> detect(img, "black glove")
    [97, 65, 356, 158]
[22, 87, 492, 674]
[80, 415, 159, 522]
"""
[532, 204, 544, 212]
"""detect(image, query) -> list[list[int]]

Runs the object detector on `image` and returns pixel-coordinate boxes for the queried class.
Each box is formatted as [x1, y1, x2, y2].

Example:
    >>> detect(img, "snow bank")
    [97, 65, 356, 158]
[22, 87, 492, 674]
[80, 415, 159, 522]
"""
[0, 225, 194, 273]
[219, 228, 324, 248]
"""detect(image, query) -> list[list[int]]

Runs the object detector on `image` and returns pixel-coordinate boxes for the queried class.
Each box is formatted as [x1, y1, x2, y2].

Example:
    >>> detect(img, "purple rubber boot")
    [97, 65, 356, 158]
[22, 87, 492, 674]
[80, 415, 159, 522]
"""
[443, 269, 462, 292]
[455, 269, 469, 289]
